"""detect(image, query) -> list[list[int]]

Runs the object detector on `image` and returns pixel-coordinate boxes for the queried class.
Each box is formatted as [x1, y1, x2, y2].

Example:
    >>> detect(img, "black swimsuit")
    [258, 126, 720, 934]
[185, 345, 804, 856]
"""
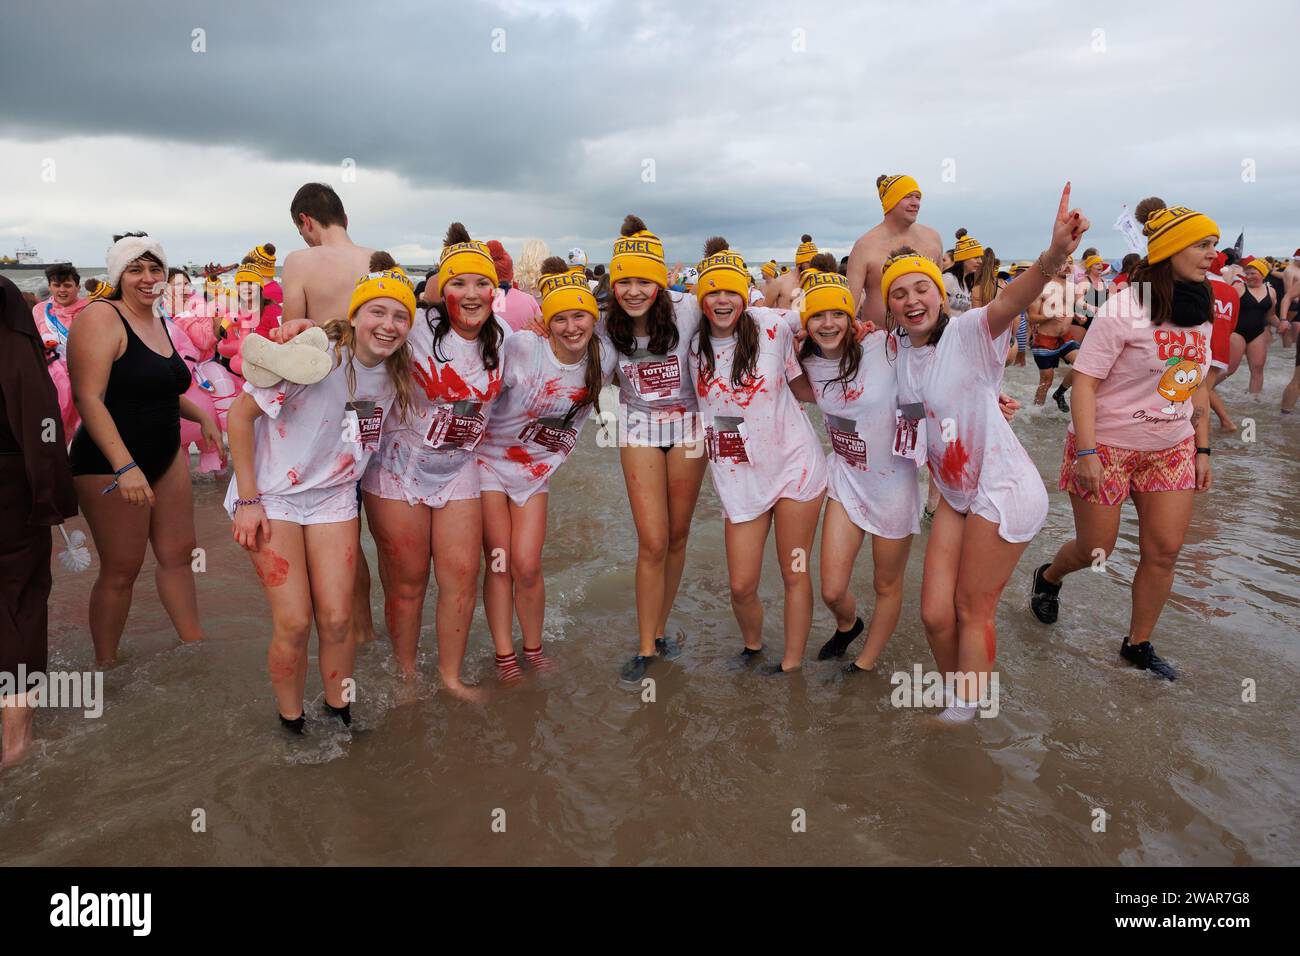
[1235, 288, 1273, 345]
[69, 304, 191, 482]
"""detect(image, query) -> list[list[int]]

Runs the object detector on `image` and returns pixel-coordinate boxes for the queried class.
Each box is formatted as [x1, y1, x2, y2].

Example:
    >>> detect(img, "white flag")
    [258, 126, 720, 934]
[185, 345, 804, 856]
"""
[1113, 205, 1146, 256]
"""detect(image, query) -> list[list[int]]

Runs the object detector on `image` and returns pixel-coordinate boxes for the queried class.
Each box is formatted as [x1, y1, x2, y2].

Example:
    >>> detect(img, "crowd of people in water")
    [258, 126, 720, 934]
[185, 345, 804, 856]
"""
[3, 174, 1299, 764]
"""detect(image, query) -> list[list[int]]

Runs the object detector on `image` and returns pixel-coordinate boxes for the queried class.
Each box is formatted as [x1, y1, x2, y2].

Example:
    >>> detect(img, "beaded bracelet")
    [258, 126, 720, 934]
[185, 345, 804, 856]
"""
[234, 495, 263, 509]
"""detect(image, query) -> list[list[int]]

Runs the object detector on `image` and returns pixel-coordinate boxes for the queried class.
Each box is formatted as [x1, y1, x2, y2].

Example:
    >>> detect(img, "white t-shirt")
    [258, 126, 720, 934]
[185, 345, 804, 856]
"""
[223, 343, 396, 511]
[943, 273, 971, 315]
[362, 310, 512, 508]
[688, 307, 828, 523]
[895, 307, 1047, 543]
[476, 331, 617, 505]
[602, 292, 702, 446]
[803, 331, 919, 539]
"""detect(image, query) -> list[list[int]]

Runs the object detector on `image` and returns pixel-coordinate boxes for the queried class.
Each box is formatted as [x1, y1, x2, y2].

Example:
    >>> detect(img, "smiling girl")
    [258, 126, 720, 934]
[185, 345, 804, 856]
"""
[602, 215, 710, 682]
[362, 224, 508, 698]
[477, 257, 616, 682]
[688, 239, 828, 673]
[795, 254, 920, 673]
[890, 185, 1088, 721]
[226, 252, 414, 732]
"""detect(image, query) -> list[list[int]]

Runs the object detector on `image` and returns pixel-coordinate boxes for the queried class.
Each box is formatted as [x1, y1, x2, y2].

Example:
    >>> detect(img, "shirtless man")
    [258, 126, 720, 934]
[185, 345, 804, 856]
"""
[1027, 259, 1078, 410]
[278, 182, 379, 645]
[764, 235, 820, 308]
[1279, 250, 1300, 347]
[845, 174, 943, 326]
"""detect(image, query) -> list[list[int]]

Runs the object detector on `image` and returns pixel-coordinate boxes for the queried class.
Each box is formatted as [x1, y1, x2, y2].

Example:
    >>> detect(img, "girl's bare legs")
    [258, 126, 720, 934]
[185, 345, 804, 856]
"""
[250, 520, 312, 719]
[772, 493, 826, 671]
[724, 510, 773, 651]
[1127, 489, 1195, 644]
[75, 474, 152, 666]
[856, 533, 913, 670]
[919, 497, 965, 676]
[507, 493, 549, 652]
[481, 491, 516, 658]
[430, 497, 482, 694]
[952, 514, 1030, 705]
[304, 519, 360, 711]
[147, 452, 204, 644]
[364, 493, 431, 676]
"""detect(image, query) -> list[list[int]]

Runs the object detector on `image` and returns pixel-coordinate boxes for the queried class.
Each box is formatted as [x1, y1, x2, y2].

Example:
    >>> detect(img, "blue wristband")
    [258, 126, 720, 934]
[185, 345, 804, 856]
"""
[114, 461, 139, 477]
[1075, 448, 1098, 459]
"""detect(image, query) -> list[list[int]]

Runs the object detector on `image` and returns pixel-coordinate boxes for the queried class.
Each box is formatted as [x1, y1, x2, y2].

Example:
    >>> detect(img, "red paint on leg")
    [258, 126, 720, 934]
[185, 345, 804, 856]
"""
[253, 549, 290, 588]
[983, 620, 997, 664]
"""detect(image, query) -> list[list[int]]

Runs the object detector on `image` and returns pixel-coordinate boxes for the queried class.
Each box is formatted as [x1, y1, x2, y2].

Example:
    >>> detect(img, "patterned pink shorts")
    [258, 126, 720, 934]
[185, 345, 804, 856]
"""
[1059, 432, 1196, 506]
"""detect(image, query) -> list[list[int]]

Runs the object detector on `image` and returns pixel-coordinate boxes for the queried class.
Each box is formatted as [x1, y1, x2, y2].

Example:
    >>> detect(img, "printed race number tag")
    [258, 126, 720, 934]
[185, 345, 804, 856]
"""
[706, 415, 750, 464]
[825, 413, 867, 467]
[346, 401, 384, 451]
[892, 403, 927, 465]
[519, 416, 578, 456]
[624, 352, 681, 401]
[425, 401, 486, 450]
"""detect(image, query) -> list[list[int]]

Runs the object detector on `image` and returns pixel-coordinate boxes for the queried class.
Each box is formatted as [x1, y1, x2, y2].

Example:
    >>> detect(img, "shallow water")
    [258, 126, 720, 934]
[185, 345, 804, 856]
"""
[3, 341, 1298, 866]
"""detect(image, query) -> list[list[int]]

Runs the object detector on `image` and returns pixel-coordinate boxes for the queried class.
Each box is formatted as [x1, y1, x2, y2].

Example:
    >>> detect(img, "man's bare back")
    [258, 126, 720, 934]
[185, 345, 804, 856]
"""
[846, 221, 942, 326]
[766, 269, 800, 309]
[281, 240, 375, 326]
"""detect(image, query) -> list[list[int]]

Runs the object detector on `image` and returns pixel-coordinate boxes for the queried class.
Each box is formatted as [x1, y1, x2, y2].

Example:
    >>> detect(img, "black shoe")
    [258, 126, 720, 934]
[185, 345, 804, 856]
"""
[817, 617, 864, 660]
[1120, 636, 1177, 680]
[1053, 389, 1070, 413]
[763, 662, 799, 676]
[620, 655, 653, 682]
[842, 661, 869, 675]
[1030, 563, 1061, 624]
[740, 646, 763, 661]
[322, 700, 352, 727]
[654, 634, 683, 661]
[279, 712, 305, 735]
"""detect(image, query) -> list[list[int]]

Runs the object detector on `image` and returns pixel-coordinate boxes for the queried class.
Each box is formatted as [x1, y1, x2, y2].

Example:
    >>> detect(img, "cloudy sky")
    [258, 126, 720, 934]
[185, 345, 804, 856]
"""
[2, 0, 1297, 269]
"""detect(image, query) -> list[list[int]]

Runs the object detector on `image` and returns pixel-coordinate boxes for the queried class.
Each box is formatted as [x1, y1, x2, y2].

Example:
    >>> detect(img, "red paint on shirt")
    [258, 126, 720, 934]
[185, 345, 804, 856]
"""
[506, 444, 551, 479]
[287, 469, 302, 485]
[766, 326, 776, 340]
[937, 437, 971, 487]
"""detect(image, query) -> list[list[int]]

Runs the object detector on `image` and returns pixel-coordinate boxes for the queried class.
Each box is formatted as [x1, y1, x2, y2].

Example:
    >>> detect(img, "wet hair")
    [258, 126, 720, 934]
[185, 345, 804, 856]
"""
[799, 252, 861, 398]
[428, 229, 503, 374]
[1127, 199, 1210, 327]
[540, 256, 602, 428]
[44, 263, 79, 284]
[606, 214, 680, 357]
[887, 244, 950, 346]
[322, 249, 414, 422]
[694, 237, 760, 388]
[290, 182, 347, 229]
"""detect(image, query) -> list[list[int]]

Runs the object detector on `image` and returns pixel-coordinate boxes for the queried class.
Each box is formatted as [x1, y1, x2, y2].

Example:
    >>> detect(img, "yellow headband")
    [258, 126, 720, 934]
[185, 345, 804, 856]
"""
[795, 237, 818, 266]
[761, 259, 778, 279]
[438, 239, 499, 296]
[540, 269, 597, 325]
[953, 235, 983, 262]
[696, 249, 750, 302]
[1244, 257, 1269, 279]
[1144, 206, 1219, 265]
[798, 268, 855, 327]
[610, 229, 667, 288]
[881, 253, 945, 310]
[1083, 254, 1104, 271]
[878, 174, 921, 215]
[349, 266, 416, 320]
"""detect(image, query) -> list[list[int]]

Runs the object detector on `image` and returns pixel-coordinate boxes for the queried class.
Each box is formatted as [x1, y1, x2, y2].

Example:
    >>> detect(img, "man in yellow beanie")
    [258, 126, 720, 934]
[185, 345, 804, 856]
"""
[845, 173, 943, 326]
[765, 234, 820, 309]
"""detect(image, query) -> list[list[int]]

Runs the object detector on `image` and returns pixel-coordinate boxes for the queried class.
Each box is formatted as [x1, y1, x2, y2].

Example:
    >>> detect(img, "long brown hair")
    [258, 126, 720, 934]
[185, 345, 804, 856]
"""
[605, 214, 680, 357]
[324, 250, 415, 423]
[539, 256, 602, 428]
[432, 223, 502, 371]
[972, 248, 1000, 307]
[1128, 197, 1212, 327]
[798, 252, 862, 398]
[693, 236, 760, 388]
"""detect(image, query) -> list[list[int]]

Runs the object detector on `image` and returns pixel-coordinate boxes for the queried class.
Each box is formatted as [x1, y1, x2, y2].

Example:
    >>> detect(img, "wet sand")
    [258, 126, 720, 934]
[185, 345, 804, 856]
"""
[2, 342, 1297, 866]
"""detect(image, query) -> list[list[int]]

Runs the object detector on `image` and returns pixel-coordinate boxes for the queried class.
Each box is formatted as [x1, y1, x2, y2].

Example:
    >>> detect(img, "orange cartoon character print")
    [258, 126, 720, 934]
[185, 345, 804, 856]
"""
[1156, 355, 1202, 415]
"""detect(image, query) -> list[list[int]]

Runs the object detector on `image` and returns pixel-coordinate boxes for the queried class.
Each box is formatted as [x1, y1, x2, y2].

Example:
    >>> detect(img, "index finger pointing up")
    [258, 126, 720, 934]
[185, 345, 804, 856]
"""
[1058, 182, 1072, 220]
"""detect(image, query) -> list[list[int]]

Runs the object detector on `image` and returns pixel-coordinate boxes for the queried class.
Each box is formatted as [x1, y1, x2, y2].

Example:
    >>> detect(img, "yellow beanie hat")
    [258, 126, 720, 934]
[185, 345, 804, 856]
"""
[881, 252, 945, 310]
[795, 235, 818, 267]
[349, 265, 416, 320]
[540, 269, 598, 326]
[86, 278, 114, 300]
[234, 243, 277, 285]
[1143, 205, 1219, 265]
[761, 259, 778, 279]
[878, 174, 921, 215]
[953, 233, 984, 262]
[1243, 256, 1270, 279]
[1083, 254, 1104, 271]
[610, 228, 668, 288]
[438, 239, 499, 297]
[799, 268, 855, 327]
[696, 248, 750, 302]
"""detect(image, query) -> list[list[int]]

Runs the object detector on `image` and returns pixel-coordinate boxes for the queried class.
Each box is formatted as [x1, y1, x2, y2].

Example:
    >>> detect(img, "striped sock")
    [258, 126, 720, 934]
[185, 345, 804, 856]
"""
[495, 653, 524, 684]
[523, 644, 556, 671]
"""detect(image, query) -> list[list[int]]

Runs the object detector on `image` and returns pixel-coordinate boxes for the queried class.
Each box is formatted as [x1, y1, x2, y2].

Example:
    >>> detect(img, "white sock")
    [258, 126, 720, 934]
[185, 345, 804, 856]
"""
[936, 694, 979, 724]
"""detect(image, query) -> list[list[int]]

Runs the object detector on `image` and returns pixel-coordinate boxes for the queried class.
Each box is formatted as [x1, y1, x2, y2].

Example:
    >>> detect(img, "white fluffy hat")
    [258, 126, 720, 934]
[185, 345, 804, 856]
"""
[105, 234, 167, 287]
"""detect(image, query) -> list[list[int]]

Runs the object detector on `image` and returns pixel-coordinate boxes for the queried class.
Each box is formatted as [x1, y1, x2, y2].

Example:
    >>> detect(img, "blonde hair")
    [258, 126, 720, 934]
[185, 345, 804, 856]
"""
[323, 317, 415, 424]
[514, 238, 550, 296]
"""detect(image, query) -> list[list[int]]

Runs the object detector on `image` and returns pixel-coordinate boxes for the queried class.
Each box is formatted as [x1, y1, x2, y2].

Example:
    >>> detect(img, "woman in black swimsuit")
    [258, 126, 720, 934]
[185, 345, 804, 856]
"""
[67, 234, 224, 665]
[1231, 256, 1277, 399]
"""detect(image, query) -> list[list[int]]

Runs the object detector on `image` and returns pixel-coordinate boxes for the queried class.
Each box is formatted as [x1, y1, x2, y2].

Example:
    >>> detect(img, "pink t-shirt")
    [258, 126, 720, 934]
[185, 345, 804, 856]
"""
[688, 308, 827, 523]
[1070, 287, 1212, 451]
[494, 286, 543, 333]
